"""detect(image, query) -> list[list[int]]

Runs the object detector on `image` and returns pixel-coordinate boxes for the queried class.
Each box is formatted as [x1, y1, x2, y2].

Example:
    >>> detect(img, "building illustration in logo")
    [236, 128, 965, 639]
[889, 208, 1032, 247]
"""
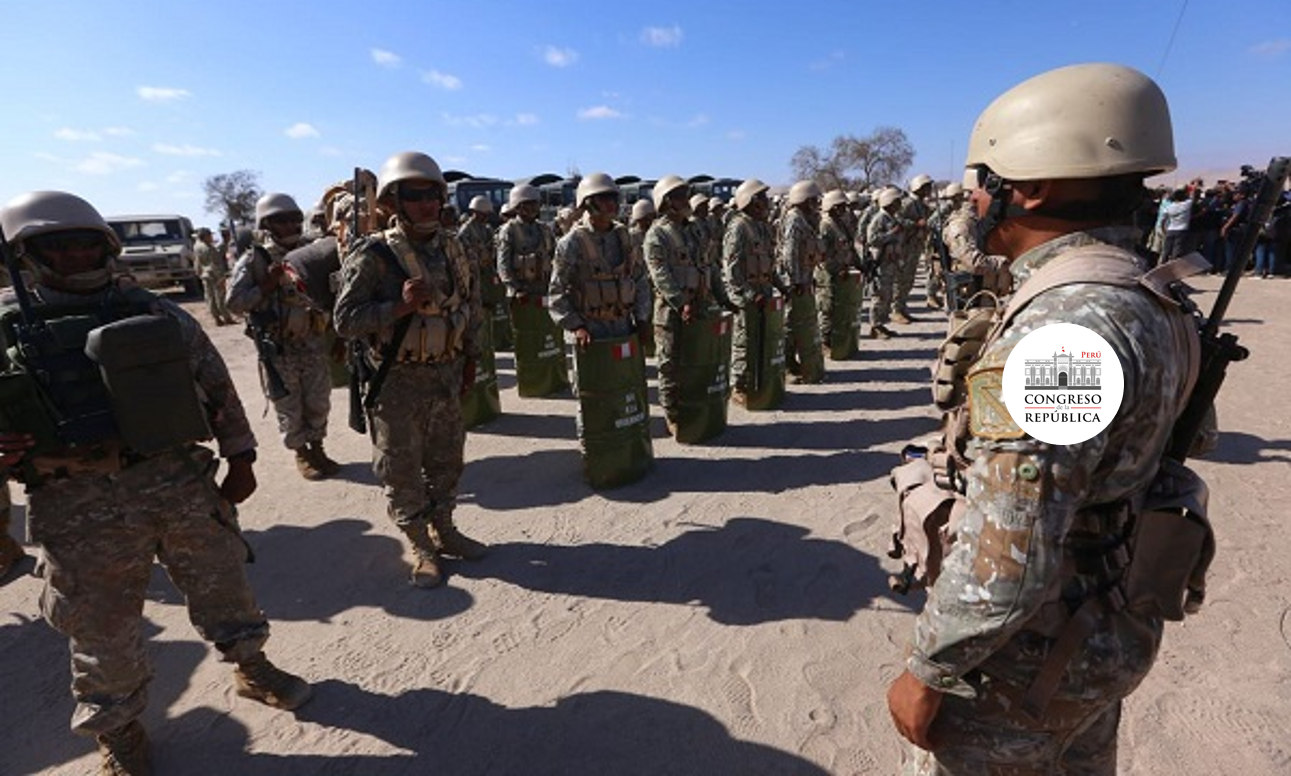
[1023, 348, 1101, 389]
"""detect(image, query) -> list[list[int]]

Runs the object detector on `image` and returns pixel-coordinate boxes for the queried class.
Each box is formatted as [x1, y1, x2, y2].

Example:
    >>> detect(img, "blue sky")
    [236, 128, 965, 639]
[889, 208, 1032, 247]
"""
[3, 1, 1287, 223]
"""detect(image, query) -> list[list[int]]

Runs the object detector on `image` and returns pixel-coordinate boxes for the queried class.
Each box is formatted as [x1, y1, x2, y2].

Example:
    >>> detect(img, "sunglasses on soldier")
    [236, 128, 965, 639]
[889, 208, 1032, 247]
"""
[29, 229, 106, 254]
[399, 186, 444, 203]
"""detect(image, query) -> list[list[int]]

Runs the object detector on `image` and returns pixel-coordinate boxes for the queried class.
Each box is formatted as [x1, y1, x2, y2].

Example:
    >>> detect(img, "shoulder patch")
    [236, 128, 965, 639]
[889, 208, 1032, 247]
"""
[967, 367, 1025, 441]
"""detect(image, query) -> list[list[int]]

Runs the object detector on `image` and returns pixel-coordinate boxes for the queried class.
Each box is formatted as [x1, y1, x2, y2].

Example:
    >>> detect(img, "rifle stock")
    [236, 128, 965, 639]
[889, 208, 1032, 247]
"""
[1167, 156, 1289, 462]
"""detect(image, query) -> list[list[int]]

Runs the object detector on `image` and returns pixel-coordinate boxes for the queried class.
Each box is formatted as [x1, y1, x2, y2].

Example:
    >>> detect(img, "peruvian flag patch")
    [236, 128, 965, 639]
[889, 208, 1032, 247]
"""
[612, 339, 637, 360]
[713, 317, 731, 336]
[769, 295, 785, 311]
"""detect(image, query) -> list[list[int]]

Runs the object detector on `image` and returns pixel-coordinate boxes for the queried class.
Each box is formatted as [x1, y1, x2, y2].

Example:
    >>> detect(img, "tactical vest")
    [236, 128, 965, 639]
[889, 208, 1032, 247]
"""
[505, 220, 555, 285]
[371, 228, 473, 364]
[0, 284, 210, 476]
[732, 216, 775, 284]
[572, 224, 637, 322]
[654, 221, 709, 304]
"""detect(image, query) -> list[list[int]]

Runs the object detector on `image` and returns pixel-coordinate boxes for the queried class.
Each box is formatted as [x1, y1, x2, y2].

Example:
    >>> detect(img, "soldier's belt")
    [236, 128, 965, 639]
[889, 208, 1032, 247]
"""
[28, 440, 165, 481]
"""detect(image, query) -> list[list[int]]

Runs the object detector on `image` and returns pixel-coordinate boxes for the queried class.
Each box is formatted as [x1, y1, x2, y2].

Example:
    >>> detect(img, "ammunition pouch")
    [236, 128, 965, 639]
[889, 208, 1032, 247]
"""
[932, 297, 999, 411]
[888, 451, 966, 593]
[84, 315, 212, 455]
[1123, 458, 1214, 620]
[0, 369, 63, 454]
[581, 276, 636, 321]
[517, 251, 551, 283]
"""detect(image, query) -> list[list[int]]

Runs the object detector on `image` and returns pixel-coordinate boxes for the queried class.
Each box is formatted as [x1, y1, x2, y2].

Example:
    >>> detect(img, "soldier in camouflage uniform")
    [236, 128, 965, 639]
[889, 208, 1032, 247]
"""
[816, 189, 862, 359]
[941, 182, 1014, 302]
[497, 184, 569, 396]
[778, 180, 826, 383]
[866, 187, 905, 339]
[192, 227, 235, 325]
[335, 151, 487, 590]
[645, 176, 716, 434]
[892, 174, 933, 323]
[459, 195, 505, 333]
[227, 193, 340, 480]
[722, 179, 780, 406]
[887, 63, 1204, 774]
[0, 191, 310, 775]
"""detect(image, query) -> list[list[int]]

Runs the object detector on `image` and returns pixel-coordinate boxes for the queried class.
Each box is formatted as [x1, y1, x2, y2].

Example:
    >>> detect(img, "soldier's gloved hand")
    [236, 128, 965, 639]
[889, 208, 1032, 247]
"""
[573, 327, 593, 348]
[220, 457, 258, 504]
[460, 358, 476, 396]
[0, 432, 35, 469]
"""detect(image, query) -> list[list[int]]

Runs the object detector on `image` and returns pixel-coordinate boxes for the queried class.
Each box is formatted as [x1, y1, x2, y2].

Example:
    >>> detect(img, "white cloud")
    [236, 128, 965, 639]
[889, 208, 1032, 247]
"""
[371, 48, 402, 68]
[470, 144, 491, 152]
[137, 86, 191, 103]
[153, 143, 221, 157]
[578, 105, 623, 120]
[514, 113, 539, 126]
[165, 170, 190, 184]
[422, 69, 463, 90]
[1250, 39, 1291, 58]
[444, 155, 468, 164]
[75, 152, 145, 175]
[104, 126, 135, 137]
[319, 146, 343, 157]
[442, 112, 497, 129]
[726, 130, 746, 141]
[641, 25, 683, 48]
[137, 181, 160, 192]
[543, 45, 579, 67]
[284, 122, 320, 139]
[687, 114, 710, 127]
[55, 128, 101, 141]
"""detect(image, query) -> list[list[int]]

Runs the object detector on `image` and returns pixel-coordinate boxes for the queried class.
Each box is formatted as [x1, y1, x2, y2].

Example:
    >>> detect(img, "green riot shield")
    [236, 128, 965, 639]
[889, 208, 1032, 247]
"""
[573, 333, 653, 489]
[511, 296, 569, 397]
[786, 290, 825, 384]
[675, 311, 732, 444]
[462, 313, 502, 429]
[827, 270, 863, 360]
[483, 273, 512, 351]
[744, 293, 786, 411]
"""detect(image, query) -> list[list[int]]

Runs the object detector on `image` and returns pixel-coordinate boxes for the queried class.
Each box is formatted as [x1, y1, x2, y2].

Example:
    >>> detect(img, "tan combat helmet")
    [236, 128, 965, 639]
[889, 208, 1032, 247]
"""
[822, 189, 849, 212]
[689, 193, 710, 214]
[631, 199, 656, 223]
[255, 192, 303, 228]
[376, 151, 446, 201]
[734, 178, 770, 211]
[508, 184, 540, 208]
[965, 62, 1176, 181]
[908, 173, 933, 194]
[0, 190, 122, 292]
[469, 195, 494, 214]
[877, 187, 903, 208]
[710, 197, 727, 213]
[653, 174, 688, 211]
[788, 180, 823, 207]
[941, 182, 964, 199]
[575, 172, 617, 210]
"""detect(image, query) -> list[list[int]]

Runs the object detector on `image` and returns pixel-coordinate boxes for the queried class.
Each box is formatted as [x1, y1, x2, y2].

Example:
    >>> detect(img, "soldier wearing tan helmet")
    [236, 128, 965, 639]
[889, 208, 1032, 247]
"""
[645, 175, 733, 441]
[496, 182, 567, 396]
[0, 190, 311, 773]
[889, 173, 934, 323]
[227, 192, 341, 480]
[865, 186, 906, 338]
[815, 189, 864, 359]
[887, 64, 1212, 774]
[778, 179, 826, 383]
[458, 194, 504, 426]
[722, 177, 785, 409]
[549, 172, 654, 486]
[334, 151, 487, 589]
[939, 172, 1013, 306]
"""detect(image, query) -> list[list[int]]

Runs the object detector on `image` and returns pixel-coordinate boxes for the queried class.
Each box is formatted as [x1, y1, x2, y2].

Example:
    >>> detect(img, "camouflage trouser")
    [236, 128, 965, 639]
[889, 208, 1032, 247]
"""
[653, 307, 682, 422]
[869, 257, 900, 326]
[926, 256, 944, 303]
[28, 449, 268, 736]
[894, 246, 922, 313]
[902, 609, 1161, 775]
[267, 344, 332, 450]
[369, 360, 465, 529]
[202, 275, 232, 321]
[784, 289, 824, 383]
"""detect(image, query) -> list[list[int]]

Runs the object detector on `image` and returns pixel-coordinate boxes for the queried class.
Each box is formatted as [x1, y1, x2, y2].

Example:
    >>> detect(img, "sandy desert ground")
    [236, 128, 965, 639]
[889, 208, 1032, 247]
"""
[2, 271, 1289, 775]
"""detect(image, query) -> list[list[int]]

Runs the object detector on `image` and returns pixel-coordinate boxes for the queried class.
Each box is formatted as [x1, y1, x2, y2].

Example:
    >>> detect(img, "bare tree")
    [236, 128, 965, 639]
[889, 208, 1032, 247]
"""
[203, 170, 262, 228]
[790, 126, 915, 190]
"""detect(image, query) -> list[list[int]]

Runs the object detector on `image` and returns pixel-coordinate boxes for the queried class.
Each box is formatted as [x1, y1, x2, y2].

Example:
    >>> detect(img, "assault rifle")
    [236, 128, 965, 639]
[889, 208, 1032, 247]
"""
[347, 166, 370, 433]
[1167, 156, 1290, 463]
[245, 307, 290, 401]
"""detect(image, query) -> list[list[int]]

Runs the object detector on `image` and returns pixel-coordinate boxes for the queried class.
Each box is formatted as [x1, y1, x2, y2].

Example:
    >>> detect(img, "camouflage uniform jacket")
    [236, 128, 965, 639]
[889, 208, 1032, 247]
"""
[457, 219, 495, 276]
[192, 240, 228, 279]
[866, 210, 903, 262]
[722, 211, 777, 307]
[334, 222, 482, 362]
[855, 203, 880, 256]
[226, 235, 329, 349]
[943, 203, 1012, 296]
[896, 194, 930, 253]
[777, 208, 824, 288]
[496, 218, 556, 297]
[645, 216, 711, 314]
[0, 281, 255, 467]
[549, 217, 648, 339]
[818, 213, 857, 276]
[907, 226, 1194, 696]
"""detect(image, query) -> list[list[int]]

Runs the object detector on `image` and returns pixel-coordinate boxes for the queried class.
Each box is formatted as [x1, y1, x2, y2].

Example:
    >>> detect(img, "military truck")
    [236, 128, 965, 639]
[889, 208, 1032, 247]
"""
[445, 171, 513, 226]
[105, 214, 201, 294]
